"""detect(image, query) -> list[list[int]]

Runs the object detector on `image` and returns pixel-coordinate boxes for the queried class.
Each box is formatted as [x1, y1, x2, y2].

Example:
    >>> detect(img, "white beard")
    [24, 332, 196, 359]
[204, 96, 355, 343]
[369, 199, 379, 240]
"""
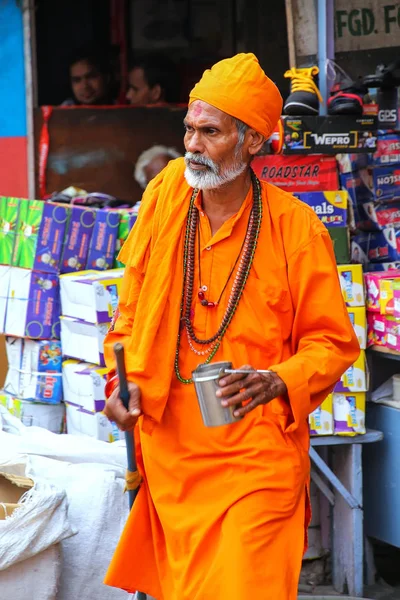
[184, 152, 247, 190]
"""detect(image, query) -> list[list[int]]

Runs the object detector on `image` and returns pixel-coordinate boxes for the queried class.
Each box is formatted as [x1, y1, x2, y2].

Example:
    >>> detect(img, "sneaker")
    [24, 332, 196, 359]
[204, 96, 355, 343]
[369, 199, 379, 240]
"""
[328, 81, 367, 115]
[364, 58, 400, 89]
[283, 67, 322, 115]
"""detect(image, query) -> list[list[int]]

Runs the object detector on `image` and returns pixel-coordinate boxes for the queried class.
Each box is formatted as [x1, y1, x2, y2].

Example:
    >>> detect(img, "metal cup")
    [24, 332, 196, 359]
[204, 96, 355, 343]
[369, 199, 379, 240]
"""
[192, 361, 243, 427]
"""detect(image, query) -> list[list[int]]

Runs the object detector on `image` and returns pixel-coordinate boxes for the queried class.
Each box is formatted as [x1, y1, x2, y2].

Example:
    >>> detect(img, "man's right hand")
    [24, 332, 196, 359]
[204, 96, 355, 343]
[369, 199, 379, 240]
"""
[104, 381, 142, 431]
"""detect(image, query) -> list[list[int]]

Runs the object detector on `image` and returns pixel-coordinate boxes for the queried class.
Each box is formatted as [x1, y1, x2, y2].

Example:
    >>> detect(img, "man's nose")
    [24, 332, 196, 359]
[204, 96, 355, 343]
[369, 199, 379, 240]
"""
[185, 131, 204, 154]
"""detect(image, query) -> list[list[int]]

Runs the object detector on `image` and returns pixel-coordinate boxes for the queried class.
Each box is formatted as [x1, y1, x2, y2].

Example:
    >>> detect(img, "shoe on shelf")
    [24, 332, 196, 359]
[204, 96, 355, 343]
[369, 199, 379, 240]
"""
[283, 66, 322, 115]
[364, 58, 400, 89]
[328, 80, 367, 115]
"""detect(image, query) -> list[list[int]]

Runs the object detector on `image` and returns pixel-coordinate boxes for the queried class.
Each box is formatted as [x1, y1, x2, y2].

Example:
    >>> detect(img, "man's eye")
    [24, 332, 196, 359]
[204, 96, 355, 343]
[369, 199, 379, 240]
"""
[206, 129, 217, 135]
[184, 125, 193, 132]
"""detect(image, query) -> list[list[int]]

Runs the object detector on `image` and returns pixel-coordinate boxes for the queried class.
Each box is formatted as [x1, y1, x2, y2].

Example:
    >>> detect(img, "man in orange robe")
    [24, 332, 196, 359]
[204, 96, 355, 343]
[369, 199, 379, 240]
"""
[103, 53, 360, 599]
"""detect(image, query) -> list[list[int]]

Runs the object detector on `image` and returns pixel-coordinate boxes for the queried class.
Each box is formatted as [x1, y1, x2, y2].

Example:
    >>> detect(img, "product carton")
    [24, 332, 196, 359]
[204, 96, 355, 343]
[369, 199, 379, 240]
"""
[367, 312, 386, 346]
[0, 265, 11, 334]
[365, 261, 400, 272]
[0, 469, 34, 520]
[309, 394, 334, 435]
[252, 154, 339, 192]
[340, 170, 374, 205]
[86, 209, 119, 271]
[4, 338, 63, 403]
[373, 165, 400, 202]
[347, 306, 367, 350]
[13, 200, 45, 268]
[65, 401, 121, 442]
[373, 131, 400, 166]
[10, 198, 29, 266]
[0, 393, 65, 434]
[385, 316, 400, 352]
[327, 227, 350, 264]
[293, 190, 350, 227]
[336, 153, 371, 174]
[33, 202, 69, 273]
[114, 211, 137, 268]
[364, 270, 399, 311]
[393, 280, 400, 319]
[359, 201, 400, 231]
[5, 268, 60, 339]
[379, 277, 400, 315]
[60, 269, 123, 323]
[353, 228, 400, 263]
[60, 317, 108, 365]
[337, 264, 365, 307]
[62, 359, 107, 412]
[333, 392, 366, 436]
[61, 206, 96, 273]
[0, 197, 19, 265]
[334, 350, 368, 393]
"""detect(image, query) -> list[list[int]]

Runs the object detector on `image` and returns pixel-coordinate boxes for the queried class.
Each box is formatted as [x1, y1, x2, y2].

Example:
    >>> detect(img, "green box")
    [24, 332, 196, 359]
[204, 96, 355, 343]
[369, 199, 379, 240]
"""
[328, 226, 350, 264]
[0, 197, 20, 265]
[13, 200, 44, 268]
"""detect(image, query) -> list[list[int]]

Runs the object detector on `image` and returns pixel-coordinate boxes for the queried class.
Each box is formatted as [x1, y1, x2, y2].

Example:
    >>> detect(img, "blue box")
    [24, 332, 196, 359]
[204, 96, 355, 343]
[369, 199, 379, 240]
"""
[293, 191, 348, 227]
[86, 209, 119, 271]
[352, 228, 400, 263]
[373, 165, 400, 202]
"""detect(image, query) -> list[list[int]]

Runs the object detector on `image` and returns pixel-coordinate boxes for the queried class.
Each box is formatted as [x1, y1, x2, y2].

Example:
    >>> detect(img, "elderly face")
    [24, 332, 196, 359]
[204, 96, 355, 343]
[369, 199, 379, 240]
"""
[183, 100, 247, 189]
[144, 153, 171, 185]
[70, 60, 108, 105]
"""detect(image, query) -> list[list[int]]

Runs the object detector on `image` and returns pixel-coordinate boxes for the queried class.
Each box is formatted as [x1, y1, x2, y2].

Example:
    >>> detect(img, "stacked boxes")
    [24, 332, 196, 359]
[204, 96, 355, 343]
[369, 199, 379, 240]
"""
[310, 264, 367, 436]
[59, 269, 124, 440]
[365, 270, 400, 351]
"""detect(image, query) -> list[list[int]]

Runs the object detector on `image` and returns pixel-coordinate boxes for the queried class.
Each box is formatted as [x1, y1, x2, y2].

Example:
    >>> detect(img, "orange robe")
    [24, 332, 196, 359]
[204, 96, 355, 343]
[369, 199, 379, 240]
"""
[104, 158, 360, 600]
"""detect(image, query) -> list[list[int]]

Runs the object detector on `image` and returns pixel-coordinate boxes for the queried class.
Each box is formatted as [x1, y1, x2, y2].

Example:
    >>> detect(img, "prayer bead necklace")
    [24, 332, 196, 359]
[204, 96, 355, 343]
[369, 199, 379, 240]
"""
[174, 170, 263, 385]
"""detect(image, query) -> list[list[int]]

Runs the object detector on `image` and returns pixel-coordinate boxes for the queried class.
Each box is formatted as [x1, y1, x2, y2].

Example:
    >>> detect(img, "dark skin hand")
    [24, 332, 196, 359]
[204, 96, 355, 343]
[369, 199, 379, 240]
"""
[104, 381, 142, 431]
[216, 365, 288, 417]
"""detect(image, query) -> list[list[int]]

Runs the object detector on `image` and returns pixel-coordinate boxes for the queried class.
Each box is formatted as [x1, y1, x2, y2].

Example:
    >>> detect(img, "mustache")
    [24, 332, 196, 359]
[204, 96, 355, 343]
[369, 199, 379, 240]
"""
[184, 152, 218, 172]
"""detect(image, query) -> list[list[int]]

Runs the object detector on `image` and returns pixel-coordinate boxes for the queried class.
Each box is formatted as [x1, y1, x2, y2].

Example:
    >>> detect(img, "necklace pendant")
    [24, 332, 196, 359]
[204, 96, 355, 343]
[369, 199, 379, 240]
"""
[198, 289, 205, 301]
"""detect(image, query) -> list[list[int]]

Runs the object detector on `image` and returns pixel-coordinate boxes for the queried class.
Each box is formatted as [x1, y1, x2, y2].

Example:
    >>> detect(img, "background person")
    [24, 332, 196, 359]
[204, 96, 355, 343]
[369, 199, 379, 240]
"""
[62, 46, 116, 106]
[134, 145, 182, 190]
[126, 53, 180, 106]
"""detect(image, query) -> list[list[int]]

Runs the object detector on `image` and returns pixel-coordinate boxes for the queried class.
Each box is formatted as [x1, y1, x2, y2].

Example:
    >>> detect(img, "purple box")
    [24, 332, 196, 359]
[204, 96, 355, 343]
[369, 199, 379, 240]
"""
[33, 202, 69, 273]
[61, 207, 96, 274]
[373, 165, 400, 203]
[86, 209, 119, 271]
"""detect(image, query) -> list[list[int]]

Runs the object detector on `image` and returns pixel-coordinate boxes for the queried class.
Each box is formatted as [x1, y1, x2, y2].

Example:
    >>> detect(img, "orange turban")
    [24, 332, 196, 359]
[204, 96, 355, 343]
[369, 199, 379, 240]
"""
[189, 53, 283, 140]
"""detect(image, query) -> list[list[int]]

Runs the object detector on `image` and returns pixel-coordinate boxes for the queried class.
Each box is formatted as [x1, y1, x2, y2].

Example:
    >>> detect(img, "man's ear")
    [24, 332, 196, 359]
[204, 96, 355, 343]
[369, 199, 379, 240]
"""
[150, 84, 162, 103]
[247, 130, 265, 156]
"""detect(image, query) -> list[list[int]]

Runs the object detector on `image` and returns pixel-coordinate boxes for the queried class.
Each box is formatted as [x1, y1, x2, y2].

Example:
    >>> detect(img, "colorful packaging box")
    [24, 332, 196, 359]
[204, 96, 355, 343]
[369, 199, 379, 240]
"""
[60, 316, 108, 366]
[353, 228, 400, 263]
[334, 350, 368, 393]
[367, 311, 386, 346]
[3, 337, 23, 396]
[0, 265, 11, 333]
[60, 268, 123, 324]
[62, 359, 107, 413]
[5, 267, 60, 339]
[385, 316, 400, 352]
[337, 264, 365, 307]
[373, 165, 400, 202]
[359, 201, 400, 231]
[60, 206, 96, 274]
[65, 402, 121, 442]
[0, 197, 19, 265]
[364, 270, 399, 311]
[309, 394, 334, 436]
[393, 280, 400, 319]
[293, 191, 349, 227]
[379, 277, 400, 315]
[340, 170, 374, 205]
[365, 261, 400, 272]
[373, 132, 400, 167]
[336, 153, 371, 174]
[13, 200, 45, 268]
[252, 155, 339, 192]
[33, 202, 69, 273]
[333, 392, 366, 436]
[86, 208, 119, 271]
[328, 227, 350, 264]
[347, 306, 367, 350]
[114, 211, 137, 268]
[0, 393, 65, 434]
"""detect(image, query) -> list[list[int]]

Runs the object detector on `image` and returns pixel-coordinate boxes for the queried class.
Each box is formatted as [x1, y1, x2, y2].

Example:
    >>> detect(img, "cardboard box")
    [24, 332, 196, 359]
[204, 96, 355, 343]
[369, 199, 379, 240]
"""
[336, 153, 371, 174]
[5, 268, 60, 339]
[62, 359, 107, 412]
[333, 392, 366, 436]
[347, 306, 367, 350]
[337, 264, 365, 307]
[283, 115, 377, 154]
[367, 311, 386, 346]
[373, 165, 400, 203]
[114, 211, 137, 268]
[65, 401, 121, 442]
[60, 317, 108, 365]
[365, 261, 400, 272]
[385, 316, 400, 352]
[364, 270, 400, 311]
[85, 209, 119, 271]
[0, 197, 19, 265]
[309, 394, 334, 436]
[33, 202, 69, 273]
[252, 154, 338, 192]
[60, 269, 123, 324]
[0, 392, 65, 434]
[334, 350, 368, 393]
[60, 206, 96, 273]
[293, 190, 349, 227]
[0, 266, 11, 334]
[373, 131, 400, 167]
[353, 228, 400, 263]
[328, 227, 350, 264]
[0, 469, 34, 519]
[13, 200, 45, 268]
[358, 201, 400, 231]
[10, 198, 29, 266]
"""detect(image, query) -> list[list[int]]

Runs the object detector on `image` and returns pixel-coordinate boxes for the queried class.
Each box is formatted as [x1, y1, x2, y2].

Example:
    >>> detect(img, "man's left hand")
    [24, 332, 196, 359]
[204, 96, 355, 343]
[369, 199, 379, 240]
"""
[216, 365, 287, 418]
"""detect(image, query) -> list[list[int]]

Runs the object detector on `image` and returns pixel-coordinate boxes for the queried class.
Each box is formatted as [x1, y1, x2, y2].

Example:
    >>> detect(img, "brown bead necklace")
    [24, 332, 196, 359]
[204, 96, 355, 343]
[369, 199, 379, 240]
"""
[174, 170, 263, 385]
